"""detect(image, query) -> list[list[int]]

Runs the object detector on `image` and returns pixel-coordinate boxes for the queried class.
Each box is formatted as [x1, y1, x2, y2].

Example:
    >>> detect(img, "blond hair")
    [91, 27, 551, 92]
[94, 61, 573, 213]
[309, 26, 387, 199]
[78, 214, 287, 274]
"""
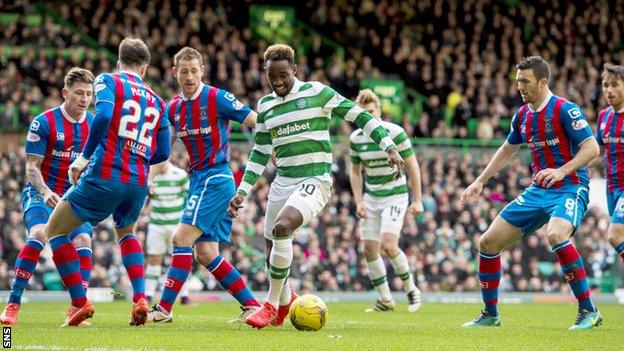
[355, 89, 381, 108]
[174, 46, 203, 66]
[264, 44, 295, 65]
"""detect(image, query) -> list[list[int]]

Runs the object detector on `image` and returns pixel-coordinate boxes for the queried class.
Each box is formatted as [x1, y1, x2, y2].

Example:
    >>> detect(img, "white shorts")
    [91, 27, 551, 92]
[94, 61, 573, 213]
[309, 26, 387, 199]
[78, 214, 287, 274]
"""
[360, 195, 408, 241]
[263, 179, 332, 240]
[146, 224, 177, 255]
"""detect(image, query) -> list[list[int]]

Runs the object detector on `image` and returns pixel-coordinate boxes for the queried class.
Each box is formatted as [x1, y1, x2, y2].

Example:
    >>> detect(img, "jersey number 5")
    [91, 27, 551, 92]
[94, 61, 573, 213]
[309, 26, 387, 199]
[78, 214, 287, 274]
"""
[119, 100, 160, 146]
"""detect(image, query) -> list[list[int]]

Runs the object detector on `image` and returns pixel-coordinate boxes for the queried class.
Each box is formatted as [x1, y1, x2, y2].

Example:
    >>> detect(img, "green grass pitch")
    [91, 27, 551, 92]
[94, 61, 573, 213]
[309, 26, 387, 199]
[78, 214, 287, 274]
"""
[5, 301, 624, 350]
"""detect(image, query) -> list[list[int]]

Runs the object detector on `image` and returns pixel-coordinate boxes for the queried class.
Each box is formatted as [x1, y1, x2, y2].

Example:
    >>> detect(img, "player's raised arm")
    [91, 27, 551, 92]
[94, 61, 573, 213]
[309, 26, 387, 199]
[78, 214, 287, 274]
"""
[68, 73, 115, 185]
[323, 87, 404, 176]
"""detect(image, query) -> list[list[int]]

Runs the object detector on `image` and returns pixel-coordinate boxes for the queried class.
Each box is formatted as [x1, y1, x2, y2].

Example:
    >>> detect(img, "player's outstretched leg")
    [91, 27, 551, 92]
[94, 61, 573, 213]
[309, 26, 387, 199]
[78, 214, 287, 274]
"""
[0, 237, 45, 325]
[200, 251, 260, 323]
[463, 251, 502, 327]
[552, 240, 603, 330]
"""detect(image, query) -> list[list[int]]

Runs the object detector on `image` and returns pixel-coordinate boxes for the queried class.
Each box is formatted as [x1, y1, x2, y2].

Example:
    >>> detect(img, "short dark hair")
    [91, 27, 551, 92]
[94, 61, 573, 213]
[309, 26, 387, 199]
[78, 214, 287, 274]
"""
[174, 46, 203, 67]
[264, 44, 295, 66]
[64, 67, 94, 88]
[602, 63, 624, 81]
[118, 37, 151, 67]
[517, 56, 550, 81]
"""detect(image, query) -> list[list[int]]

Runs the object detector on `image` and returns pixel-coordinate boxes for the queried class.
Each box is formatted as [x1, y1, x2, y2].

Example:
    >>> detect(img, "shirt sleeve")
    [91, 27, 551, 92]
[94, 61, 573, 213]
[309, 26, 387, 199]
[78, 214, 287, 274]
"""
[216, 89, 253, 123]
[595, 109, 606, 146]
[506, 108, 524, 145]
[94, 73, 115, 106]
[561, 103, 594, 146]
[25, 115, 49, 157]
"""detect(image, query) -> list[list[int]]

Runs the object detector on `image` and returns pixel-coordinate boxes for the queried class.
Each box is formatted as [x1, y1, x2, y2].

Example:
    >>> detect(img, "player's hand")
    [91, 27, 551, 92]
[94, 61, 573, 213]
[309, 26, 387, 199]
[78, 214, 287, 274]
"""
[408, 201, 424, 217]
[68, 154, 89, 186]
[228, 193, 245, 219]
[387, 147, 405, 180]
[148, 180, 155, 195]
[355, 202, 367, 219]
[43, 190, 61, 208]
[459, 180, 484, 205]
[533, 168, 565, 188]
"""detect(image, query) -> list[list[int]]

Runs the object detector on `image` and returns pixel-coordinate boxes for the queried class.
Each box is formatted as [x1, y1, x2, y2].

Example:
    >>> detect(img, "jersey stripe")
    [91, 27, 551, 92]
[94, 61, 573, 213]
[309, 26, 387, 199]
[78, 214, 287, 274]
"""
[551, 98, 579, 186]
[207, 87, 219, 166]
[101, 74, 123, 180]
[40, 110, 57, 187]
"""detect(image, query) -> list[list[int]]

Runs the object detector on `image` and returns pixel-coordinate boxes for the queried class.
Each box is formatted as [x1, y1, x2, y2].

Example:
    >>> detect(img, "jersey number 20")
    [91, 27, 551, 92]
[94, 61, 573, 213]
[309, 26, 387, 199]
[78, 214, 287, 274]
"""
[119, 100, 160, 146]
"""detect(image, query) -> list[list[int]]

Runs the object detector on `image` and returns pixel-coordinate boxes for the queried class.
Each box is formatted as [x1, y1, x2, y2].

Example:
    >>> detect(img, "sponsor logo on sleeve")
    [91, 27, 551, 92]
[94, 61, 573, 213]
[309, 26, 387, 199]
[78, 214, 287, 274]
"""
[568, 108, 581, 119]
[30, 120, 40, 131]
[94, 83, 106, 93]
[233, 100, 244, 110]
[26, 132, 40, 142]
[572, 119, 588, 130]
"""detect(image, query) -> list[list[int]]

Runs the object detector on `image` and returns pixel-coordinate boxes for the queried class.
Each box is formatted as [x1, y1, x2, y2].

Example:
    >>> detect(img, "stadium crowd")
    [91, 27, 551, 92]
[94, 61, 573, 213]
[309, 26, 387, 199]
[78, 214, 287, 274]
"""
[0, 143, 619, 297]
[0, 0, 623, 298]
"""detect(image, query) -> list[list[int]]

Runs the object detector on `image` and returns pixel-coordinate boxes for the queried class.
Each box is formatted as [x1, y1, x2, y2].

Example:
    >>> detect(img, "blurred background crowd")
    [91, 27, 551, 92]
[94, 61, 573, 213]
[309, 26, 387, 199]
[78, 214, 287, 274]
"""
[0, 0, 622, 298]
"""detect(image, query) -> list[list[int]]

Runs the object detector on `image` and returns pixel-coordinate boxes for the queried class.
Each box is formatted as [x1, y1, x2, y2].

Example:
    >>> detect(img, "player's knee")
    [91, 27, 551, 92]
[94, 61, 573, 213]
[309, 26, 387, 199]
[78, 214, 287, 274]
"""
[363, 244, 379, 260]
[381, 242, 399, 257]
[72, 234, 91, 248]
[478, 234, 499, 254]
[194, 249, 216, 266]
[546, 231, 568, 247]
[607, 224, 624, 247]
[171, 232, 193, 247]
[28, 227, 48, 244]
[272, 219, 294, 238]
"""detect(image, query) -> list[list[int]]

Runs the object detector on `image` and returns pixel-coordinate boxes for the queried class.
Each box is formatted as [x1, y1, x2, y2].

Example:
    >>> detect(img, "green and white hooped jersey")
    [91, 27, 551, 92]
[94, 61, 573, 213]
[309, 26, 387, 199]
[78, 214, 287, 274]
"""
[237, 79, 396, 195]
[150, 165, 189, 226]
[350, 121, 414, 198]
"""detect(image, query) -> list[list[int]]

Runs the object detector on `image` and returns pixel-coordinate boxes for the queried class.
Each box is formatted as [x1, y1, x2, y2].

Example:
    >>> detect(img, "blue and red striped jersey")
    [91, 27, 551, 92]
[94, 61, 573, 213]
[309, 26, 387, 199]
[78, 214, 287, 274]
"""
[596, 106, 624, 193]
[165, 84, 252, 172]
[507, 94, 594, 189]
[84, 71, 169, 185]
[24, 105, 93, 196]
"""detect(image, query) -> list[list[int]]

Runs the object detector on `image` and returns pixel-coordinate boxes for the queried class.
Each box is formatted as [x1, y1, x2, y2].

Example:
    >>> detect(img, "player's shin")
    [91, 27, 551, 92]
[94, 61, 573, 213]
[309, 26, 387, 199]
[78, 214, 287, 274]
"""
[267, 237, 293, 308]
[158, 247, 192, 313]
[367, 256, 392, 302]
[478, 251, 501, 316]
[9, 238, 45, 305]
[119, 234, 146, 302]
[207, 255, 260, 307]
[552, 240, 596, 312]
[76, 247, 92, 292]
[50, 235, 87, 308]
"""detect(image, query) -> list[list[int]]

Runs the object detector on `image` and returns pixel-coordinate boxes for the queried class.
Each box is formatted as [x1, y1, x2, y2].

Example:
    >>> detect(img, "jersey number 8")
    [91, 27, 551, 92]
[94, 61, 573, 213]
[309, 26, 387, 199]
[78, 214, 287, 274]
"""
[119, 100, 160, 146]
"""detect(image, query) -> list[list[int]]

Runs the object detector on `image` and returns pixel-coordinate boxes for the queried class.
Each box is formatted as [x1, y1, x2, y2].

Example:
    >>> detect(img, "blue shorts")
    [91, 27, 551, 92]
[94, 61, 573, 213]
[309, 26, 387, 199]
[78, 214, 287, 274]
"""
[180, 164, 235, 244]
[63, 176, 148, 229]
[22, 187, 92, 240]
[607, 189, 624, 224]
[500, 184, 589, 236]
